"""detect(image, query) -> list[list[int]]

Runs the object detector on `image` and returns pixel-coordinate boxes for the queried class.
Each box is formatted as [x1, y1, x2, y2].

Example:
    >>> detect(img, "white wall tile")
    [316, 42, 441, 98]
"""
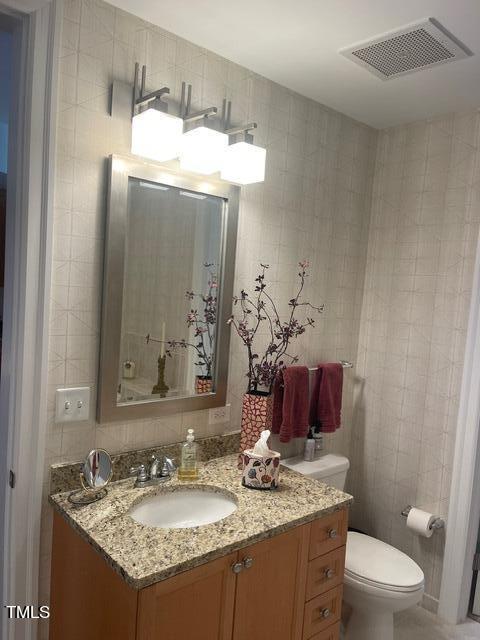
[352, 111, 480, 600]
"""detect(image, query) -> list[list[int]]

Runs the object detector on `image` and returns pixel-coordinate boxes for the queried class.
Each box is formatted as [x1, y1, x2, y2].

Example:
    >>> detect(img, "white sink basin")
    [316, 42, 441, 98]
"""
[128, 488, 237, 528]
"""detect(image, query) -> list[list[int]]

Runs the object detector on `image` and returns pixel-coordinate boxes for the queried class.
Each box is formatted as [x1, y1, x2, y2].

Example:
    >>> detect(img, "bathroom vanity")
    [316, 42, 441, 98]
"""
[49, 455, 351, 640]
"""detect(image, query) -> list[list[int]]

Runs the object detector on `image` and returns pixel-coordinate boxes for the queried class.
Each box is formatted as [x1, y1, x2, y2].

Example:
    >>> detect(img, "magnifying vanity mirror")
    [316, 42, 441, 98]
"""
[82, 449, 113, 489]
[97, 156, 239, 422]
[68, 449, 113, 505]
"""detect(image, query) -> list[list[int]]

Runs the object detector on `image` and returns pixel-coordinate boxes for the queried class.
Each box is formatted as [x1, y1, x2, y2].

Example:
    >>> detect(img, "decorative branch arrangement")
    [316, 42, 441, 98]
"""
[146, 263, 217, 378]
[228, 261, 324, 394]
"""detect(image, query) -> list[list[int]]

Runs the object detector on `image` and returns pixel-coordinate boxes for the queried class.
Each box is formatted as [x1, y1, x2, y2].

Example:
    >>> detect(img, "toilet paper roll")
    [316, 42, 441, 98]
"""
[406, 507, 435, 538]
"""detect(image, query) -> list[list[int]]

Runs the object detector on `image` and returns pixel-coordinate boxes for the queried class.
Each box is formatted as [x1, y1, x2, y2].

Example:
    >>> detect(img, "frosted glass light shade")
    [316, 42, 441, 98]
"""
[131, 108, 184, 162]
[180, 127, 228, 175]
[220, 141, 266, 185]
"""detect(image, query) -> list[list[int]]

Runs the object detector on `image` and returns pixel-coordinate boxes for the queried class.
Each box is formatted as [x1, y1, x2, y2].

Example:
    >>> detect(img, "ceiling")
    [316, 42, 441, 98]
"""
[109, 0, 480, 129]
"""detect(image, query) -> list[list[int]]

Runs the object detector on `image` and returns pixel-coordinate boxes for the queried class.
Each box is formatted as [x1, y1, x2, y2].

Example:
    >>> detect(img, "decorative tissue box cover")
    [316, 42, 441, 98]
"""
[241, 450, 280, 489]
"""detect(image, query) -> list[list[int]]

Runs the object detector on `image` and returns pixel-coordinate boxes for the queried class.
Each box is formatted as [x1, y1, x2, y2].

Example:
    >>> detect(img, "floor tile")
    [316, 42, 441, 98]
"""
[394, 607, 480, 640]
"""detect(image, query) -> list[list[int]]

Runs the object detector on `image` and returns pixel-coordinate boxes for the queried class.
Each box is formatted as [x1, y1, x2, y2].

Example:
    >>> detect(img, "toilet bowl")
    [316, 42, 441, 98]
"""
[343, 532, 424, 640]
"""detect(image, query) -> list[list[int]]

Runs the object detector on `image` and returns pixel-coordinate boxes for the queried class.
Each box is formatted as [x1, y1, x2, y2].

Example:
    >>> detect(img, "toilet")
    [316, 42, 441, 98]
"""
[282, 453, 424, 640]
[343, 532, 424, 640]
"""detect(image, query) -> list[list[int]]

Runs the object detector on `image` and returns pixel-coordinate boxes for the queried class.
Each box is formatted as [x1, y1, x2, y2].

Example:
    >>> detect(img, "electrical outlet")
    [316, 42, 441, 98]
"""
[55, 387, 91, 423]
[209, 404, 231, 425]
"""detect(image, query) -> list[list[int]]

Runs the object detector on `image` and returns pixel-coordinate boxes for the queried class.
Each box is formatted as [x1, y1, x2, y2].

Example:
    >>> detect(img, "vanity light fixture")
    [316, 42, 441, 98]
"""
[124, 71, 266, 185]
[221, 123, 266, 185]
[179, 83, 228, 175]
[131, 63, 184, 162]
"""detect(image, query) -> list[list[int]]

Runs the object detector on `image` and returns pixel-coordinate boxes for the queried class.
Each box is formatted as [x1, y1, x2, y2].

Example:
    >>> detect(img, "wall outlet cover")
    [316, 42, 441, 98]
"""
[55, 387, 91, 423]
[209, 404, 231, 425]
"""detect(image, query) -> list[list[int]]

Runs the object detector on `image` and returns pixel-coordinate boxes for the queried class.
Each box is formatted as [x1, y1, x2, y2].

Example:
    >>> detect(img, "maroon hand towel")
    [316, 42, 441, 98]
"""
[309, 363, 343, 433]
[272, 366, 310, 443]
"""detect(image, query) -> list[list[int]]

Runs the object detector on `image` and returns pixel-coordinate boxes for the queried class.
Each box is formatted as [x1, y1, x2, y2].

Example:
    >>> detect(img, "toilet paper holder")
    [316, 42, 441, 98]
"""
[401, 505, 445, 530]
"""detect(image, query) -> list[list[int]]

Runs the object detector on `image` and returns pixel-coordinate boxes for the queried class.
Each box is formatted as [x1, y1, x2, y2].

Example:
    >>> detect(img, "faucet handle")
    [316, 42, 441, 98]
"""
[164, 456, 177, 471]
[161, 456, 177, 477]
[129, 464, 148, 483]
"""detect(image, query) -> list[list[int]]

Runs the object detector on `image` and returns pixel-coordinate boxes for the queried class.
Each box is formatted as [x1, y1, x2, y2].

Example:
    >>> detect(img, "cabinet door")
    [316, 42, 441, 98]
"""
[50, 512, 138, 640]
[232, 524, 310, 640]
[137, 552, 237, 640]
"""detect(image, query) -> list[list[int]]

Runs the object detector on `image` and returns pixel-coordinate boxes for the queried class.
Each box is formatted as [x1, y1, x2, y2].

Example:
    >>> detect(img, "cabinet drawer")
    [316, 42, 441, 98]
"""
[303, 586, 342, 639]
[306, 547, 345, 600]
[308, 621, 340, 640]
[309, 510, 347, 560]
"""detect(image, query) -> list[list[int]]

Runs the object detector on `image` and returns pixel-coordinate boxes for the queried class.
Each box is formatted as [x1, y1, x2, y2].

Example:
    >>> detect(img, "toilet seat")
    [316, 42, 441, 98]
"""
[345, 568, 424, 594]
[345, 532, 424, 593]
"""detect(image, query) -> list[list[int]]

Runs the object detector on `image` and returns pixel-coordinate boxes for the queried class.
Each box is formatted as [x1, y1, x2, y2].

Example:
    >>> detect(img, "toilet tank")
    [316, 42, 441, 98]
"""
[282, 453, 350, 490]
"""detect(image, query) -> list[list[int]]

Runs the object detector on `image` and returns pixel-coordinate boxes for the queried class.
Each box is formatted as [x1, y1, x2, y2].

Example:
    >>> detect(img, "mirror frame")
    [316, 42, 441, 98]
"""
[97, 155, 240, 423]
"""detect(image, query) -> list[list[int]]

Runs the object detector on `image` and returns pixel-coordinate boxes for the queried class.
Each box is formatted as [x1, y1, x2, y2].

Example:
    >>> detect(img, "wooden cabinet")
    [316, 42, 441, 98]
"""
[50, 513, 138, 640]
[50, 508, 348, 640]
[137, 552, 237, 640]
[232, 525, 309, 640]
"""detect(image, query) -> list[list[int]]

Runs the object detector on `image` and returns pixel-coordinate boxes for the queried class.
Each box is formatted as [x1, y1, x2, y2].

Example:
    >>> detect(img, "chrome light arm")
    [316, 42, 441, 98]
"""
[133, 63, 170, 115]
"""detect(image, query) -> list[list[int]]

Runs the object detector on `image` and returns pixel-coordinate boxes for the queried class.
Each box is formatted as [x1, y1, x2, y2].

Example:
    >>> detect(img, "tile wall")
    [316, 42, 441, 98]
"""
[350, 111, 480, 602]
[40, 0, 377, 630]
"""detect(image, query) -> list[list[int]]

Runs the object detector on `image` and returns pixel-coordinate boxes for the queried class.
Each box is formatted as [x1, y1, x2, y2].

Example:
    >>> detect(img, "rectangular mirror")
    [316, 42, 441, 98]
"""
[98, 156, 239, 422]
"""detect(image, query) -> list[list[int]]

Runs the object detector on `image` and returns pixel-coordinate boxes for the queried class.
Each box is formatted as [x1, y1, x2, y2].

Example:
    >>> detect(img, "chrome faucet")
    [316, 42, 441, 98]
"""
[129, 455, 177, 488]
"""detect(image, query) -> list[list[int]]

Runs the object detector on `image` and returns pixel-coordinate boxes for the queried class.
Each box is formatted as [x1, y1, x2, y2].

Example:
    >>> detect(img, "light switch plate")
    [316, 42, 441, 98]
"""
[55, 387, 90, 423]
[209, 404, 231, 425]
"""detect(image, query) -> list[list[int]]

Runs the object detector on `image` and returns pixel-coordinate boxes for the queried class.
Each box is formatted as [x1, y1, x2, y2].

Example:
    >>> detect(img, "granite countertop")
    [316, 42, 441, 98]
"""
[49, 454, 353, 590]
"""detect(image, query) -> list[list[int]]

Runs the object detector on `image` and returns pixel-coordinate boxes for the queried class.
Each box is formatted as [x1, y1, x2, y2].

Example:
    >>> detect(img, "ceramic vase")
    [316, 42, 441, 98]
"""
[195, 375, 213, 395]
[239, 392, 273, 455]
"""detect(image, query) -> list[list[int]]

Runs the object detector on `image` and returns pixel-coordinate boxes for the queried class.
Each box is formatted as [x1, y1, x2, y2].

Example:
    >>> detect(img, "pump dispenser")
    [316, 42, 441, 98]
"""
[178, 428, 199, 481]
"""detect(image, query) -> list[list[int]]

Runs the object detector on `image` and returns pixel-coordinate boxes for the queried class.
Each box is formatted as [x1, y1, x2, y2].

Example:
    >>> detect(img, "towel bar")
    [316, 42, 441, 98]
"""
[308, 360, 353, 371]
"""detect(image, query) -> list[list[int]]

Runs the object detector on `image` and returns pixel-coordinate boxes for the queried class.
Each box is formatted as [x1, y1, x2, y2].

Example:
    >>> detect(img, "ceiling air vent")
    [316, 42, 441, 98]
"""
[340, 18, 472, 80]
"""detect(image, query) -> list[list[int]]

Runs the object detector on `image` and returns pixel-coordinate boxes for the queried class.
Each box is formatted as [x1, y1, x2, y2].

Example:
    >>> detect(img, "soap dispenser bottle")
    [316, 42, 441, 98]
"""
[178, 428, 199, 481]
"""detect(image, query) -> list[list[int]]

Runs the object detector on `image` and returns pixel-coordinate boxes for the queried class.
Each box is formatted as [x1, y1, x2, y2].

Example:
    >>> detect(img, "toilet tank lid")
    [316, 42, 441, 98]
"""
[281, 453, 350, 480]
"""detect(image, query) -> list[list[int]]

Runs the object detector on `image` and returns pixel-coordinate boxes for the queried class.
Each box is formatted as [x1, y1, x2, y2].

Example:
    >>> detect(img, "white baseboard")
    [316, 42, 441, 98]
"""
[422, 593, 439, 614]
